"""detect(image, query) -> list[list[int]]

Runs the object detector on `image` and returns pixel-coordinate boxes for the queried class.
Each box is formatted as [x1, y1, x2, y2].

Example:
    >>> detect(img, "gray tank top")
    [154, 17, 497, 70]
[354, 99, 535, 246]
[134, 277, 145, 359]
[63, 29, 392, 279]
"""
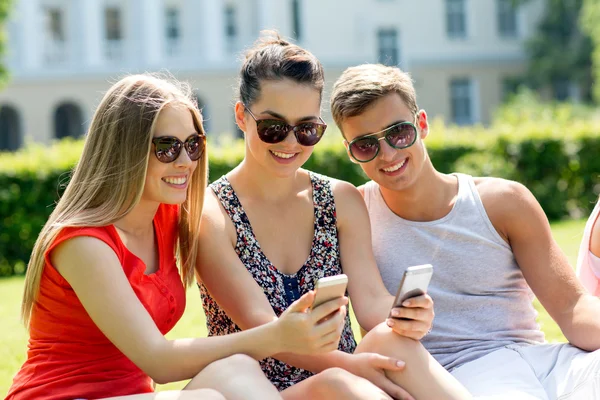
[363, 173, 545, 371]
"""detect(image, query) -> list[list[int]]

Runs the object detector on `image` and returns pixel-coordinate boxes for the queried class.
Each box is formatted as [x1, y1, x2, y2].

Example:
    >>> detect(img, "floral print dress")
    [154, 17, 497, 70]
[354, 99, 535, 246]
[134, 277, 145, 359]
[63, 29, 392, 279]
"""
[199, 172, 357, 391]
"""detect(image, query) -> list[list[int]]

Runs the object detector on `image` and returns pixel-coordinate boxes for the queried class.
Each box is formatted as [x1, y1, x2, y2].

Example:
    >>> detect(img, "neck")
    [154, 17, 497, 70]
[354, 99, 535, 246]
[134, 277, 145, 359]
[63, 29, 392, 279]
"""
[379, 161, 457, 222]
[113, 199, 160, 237]
[230, 157, 307, 202]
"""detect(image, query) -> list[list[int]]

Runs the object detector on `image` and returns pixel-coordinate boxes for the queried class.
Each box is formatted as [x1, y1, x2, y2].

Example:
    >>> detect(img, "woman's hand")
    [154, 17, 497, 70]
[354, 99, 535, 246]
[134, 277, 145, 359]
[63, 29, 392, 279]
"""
[274, 291, 348, 355]
[344, 353, 414, 400]
[387, 294, 434, 340]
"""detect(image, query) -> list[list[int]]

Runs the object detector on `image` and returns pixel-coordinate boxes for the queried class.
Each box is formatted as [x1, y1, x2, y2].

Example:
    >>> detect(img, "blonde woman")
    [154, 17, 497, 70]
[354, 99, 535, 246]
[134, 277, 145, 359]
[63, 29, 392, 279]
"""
[6, 74, 349, 400]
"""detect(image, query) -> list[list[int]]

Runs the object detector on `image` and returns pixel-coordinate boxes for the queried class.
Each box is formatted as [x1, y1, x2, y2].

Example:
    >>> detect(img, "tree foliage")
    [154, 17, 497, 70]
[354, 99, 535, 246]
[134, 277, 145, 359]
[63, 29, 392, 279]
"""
[581, 0, 600, 102]
[0, 0, 11, 86]
[523, 0, 594, 102]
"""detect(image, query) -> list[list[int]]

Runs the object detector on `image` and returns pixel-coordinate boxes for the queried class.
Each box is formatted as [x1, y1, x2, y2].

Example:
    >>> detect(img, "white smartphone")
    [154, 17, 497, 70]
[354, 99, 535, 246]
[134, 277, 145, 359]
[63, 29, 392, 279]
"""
[390, 264, 433, 317]
[311, 274, 348, 310]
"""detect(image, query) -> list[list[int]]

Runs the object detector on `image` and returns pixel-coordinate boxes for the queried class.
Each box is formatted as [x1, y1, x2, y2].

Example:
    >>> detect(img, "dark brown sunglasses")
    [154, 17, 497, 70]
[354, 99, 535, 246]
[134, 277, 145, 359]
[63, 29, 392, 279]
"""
[151, 133, 206, 163]
[244, 104, 327, 146]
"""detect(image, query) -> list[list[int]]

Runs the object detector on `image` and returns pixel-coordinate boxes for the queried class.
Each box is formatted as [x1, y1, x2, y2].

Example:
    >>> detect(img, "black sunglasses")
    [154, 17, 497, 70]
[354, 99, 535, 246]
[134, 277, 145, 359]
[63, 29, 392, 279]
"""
[346, 121, 418, 163]
[151, 133, 206, 163]
[243, 104, 327, 146]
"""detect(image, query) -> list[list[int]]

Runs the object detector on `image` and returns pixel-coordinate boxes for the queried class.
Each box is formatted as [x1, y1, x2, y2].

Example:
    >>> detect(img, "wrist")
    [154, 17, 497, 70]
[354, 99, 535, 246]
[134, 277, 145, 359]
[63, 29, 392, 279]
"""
[265, 318, 286, 355]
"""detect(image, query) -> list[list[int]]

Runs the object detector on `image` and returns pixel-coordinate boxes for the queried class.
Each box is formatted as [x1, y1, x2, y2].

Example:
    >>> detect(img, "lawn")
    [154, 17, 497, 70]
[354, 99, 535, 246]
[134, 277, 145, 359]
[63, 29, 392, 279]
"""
[0, 218, 587, 395]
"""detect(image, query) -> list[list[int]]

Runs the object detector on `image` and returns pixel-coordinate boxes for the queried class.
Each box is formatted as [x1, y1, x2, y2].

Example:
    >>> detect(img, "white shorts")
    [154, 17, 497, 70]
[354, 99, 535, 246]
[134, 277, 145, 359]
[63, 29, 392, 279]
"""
[450, 343, 600, 399]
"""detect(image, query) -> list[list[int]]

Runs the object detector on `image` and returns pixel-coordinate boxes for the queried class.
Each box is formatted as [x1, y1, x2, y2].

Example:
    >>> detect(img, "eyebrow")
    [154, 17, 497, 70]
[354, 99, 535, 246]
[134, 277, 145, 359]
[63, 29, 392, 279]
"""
[262, 109, 319, 123]
[359, 119, 410, 137]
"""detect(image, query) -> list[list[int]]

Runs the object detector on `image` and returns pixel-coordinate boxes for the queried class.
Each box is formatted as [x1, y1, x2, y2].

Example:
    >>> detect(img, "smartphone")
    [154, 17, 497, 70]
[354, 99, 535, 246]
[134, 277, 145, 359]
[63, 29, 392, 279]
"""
[390, 264, 433, 317]
[311, 274, 348, 310]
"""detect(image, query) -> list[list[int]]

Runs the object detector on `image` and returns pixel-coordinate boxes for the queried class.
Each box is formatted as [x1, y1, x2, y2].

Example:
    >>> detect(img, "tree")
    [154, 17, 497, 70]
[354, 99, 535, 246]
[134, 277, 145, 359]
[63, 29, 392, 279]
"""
[0, 0, 12, 87]
[521, 0, 594, 102]
[581, 0, 600, 102]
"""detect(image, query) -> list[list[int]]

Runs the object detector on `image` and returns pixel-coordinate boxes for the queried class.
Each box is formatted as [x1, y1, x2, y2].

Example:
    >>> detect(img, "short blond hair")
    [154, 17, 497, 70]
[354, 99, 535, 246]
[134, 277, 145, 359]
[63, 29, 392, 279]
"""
[330, 64, 418, 132]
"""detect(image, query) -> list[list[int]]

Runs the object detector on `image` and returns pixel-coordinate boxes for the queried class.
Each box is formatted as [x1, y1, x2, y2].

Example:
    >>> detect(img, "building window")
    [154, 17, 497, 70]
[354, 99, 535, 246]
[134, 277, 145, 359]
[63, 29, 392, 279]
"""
[377, 28, 399, 66]
[0, 105, 22, 151]
[165, 7, 181, 56]
[54, 102, 84, 139]
[450, 78, 473, 125]
[291, 0, 301, 41]
[104, 7, 123, 60]
[43, 7, 67, 64]
[446, 0, 466, 38]
[225, 4, 237, 52]
[497, 0, 518, 37]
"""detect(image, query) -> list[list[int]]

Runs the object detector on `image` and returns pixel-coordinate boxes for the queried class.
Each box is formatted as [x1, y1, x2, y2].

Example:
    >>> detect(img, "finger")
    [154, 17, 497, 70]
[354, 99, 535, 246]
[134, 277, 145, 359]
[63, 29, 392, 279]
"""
[316, 329, 342, 350]
[387, 318, 428, 338]
[287, 291, 316, 313]
[390, 307, 427, 321]
[311, 296, 348, 322]
[314, 307, 346, 337]
[376, 376, 415, 400]
[401, 294, 433, 308]
[367, 353, 406, 371]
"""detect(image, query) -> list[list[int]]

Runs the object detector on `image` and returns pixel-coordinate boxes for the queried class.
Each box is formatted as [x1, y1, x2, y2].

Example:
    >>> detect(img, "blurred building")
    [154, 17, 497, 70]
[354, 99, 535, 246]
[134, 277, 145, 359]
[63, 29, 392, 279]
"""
[0, 0, 544, 150]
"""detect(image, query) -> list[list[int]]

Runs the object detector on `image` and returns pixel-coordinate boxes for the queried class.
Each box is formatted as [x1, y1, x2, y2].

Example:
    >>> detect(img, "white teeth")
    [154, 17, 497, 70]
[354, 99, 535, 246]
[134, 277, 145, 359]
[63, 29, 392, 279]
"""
[383, 159, 406, 173]
[164, 177, 187, 185]
[271, 150, 296, 159]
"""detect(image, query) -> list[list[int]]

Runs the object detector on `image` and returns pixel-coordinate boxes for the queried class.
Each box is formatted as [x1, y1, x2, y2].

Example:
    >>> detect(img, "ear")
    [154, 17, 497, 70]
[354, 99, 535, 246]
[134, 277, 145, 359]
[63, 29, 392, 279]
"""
[234, 102, 247, 133]
[343, 140, 359, 164]
[417, 109, 429, 140]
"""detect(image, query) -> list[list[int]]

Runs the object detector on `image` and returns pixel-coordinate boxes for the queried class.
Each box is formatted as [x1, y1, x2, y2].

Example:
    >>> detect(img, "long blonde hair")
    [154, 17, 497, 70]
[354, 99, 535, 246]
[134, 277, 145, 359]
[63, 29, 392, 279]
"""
[22, 74, 208, 326]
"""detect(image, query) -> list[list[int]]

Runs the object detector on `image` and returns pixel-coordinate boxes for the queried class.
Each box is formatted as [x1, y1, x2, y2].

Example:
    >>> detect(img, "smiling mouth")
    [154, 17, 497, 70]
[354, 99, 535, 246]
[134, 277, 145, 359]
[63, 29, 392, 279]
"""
[270, 150, 297, 159]
[382, 159, 407, 173]
[163, 176, 188, 185]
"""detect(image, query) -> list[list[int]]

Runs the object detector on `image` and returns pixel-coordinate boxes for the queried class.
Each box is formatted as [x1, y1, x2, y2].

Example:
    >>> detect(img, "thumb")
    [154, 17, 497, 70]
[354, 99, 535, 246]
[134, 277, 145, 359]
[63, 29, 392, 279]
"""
[371, 354, 406, 371]
[287, 291, 315, 313]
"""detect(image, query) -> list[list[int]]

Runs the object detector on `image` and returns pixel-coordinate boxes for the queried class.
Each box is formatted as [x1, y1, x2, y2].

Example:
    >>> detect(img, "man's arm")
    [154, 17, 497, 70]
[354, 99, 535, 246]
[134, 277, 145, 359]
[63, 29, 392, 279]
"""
[479, 178, 600, 351]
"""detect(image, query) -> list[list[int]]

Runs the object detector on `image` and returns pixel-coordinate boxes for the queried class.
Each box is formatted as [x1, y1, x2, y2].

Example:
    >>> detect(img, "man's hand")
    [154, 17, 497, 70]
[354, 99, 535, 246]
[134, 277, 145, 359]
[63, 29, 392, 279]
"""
[387, 294, 434, 340]
[345, 353, 415, 400]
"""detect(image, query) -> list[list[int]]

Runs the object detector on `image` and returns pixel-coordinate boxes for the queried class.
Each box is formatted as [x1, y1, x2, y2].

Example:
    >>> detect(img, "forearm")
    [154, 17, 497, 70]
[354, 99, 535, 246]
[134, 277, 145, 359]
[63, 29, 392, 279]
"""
[274, 349, 354, 373]
[152, 321, 282, 383]
[354, 294, 394, 332]
[560, 294, 600, 351]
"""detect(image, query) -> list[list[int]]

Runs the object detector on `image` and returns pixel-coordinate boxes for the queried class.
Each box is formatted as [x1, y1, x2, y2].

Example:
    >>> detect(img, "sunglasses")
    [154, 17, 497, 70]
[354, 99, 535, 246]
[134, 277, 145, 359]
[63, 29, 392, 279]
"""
[346, 121, 418, 163]
[244, 104, 327, 146]
[151, 133, 206, 163]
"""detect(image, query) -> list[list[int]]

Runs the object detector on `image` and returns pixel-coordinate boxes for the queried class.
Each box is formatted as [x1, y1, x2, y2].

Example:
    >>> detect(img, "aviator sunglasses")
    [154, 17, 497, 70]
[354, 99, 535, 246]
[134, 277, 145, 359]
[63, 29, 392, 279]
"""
[346, 121, 418, 163]
[243, 104, 327, 146]
[152, 133, 206, 163]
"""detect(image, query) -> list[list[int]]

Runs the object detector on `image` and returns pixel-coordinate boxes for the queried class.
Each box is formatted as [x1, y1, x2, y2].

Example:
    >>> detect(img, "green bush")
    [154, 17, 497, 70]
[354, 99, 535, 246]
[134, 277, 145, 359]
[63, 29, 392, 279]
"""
[1, 120, 600, 276]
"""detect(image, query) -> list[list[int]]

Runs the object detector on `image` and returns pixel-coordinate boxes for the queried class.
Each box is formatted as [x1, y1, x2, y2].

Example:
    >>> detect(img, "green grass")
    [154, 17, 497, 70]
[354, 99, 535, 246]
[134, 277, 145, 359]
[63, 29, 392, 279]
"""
[0, 219, 586, 395]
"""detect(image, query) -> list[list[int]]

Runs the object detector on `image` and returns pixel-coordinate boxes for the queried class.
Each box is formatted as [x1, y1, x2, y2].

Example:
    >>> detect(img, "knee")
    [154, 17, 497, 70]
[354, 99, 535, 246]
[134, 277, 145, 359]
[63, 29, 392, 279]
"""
[204, 354, 262, 379]
[358, 321, 422, 356]
[310, 368, 359, 396]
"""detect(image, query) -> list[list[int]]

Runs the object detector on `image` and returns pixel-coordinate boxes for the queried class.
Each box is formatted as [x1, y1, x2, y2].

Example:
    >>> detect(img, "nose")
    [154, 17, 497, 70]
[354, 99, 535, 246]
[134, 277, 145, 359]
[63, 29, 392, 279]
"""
[173, 147, 194, 168]
[378, 137, 396, 162]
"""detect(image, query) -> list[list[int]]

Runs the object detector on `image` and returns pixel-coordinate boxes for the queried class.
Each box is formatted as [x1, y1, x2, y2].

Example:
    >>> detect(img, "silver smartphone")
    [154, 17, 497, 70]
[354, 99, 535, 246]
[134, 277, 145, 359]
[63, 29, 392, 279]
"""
[390, 264, 433, 318]
[311, 274, 348, 310]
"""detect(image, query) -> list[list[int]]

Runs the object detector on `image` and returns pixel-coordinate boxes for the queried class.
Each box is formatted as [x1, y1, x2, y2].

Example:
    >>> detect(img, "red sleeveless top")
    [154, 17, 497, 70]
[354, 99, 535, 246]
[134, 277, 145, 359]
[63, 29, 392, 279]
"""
[6, 204, 186, 400]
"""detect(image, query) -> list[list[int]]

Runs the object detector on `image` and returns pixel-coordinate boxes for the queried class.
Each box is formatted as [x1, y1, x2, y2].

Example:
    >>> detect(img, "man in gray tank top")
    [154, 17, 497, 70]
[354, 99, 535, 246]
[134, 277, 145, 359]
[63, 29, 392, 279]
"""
[330, 64, 600, 399]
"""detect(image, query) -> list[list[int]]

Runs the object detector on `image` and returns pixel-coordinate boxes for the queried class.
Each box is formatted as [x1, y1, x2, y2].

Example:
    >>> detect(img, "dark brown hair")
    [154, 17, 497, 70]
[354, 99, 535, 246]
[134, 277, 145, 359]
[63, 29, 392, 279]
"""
[238, 30, 324, 106]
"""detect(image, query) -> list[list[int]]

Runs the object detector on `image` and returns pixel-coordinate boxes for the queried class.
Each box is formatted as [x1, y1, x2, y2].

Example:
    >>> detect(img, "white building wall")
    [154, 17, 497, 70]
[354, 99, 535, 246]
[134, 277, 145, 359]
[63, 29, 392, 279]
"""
[0, 0, 545, 148]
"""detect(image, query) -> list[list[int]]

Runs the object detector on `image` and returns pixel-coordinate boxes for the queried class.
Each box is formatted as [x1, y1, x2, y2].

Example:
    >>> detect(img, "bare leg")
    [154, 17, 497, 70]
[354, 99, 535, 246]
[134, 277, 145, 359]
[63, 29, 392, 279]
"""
[282, 367, 393, 400]
[357, 322, 472, 400]
[184, 354, 282, 400]
[101, 389, 225, 399]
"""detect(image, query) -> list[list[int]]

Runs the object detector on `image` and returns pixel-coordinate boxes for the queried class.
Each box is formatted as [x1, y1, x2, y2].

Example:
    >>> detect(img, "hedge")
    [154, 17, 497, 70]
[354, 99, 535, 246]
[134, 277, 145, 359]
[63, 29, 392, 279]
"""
[1, 120, 599, 276]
